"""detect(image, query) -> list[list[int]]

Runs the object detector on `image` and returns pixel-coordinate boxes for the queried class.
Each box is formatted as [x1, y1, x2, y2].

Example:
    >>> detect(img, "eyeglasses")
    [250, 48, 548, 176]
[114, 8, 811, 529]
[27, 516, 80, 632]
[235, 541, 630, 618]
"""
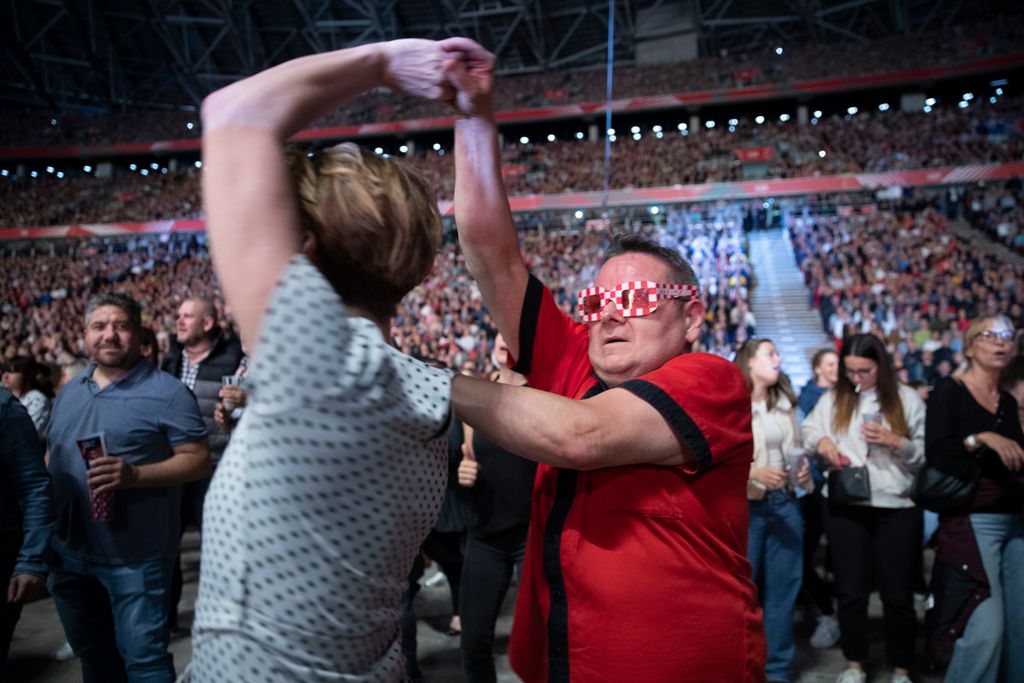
[576, 281, 698, 322]
[845, 367, 876, 378]
[977, 329, 1014, 344]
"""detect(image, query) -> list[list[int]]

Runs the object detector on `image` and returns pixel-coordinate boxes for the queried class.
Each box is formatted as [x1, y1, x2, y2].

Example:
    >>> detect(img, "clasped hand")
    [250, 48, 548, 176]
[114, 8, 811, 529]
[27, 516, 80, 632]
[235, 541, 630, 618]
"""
[379, 37, 495, 117]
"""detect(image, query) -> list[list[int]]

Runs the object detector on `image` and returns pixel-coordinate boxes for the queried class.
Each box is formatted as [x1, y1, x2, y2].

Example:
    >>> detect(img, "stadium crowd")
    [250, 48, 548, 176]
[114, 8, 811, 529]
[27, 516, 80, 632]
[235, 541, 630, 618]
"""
[2, 96, 1021, 229]
[0, 15, 1019, 148]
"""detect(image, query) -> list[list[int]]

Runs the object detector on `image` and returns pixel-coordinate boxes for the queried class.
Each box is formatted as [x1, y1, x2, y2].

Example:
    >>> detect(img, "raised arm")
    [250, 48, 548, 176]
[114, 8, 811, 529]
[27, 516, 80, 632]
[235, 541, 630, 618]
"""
[200, 40, 452, 352]
[442, 38, 530, 359]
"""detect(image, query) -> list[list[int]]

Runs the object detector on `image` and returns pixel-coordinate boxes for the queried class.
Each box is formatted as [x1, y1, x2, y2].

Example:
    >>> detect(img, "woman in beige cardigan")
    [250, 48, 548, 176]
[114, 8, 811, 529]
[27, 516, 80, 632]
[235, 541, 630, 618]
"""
[735, 339, 813, 683]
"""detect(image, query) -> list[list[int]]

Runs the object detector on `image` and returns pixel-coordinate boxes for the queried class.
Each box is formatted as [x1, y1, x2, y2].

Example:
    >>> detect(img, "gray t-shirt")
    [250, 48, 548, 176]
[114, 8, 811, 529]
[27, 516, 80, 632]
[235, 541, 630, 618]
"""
[189, 256, 451, 682]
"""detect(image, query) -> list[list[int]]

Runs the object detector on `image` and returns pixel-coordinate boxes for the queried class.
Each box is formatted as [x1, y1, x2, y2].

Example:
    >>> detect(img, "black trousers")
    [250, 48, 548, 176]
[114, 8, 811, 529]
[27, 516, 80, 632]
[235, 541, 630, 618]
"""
[421, 530, 465, 617]
[1, 531, 24, 668]
[459, 524, 528, 683]
[800, 488, 834, 615]
[823, 503, 922, 669]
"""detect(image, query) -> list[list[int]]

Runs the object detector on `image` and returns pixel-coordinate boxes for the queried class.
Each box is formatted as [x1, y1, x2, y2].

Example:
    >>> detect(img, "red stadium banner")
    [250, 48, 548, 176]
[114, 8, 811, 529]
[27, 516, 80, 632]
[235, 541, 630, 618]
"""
[502, 164, 527, 178]
[734, 147, 775, 162]
[2, 163, 1023, 240]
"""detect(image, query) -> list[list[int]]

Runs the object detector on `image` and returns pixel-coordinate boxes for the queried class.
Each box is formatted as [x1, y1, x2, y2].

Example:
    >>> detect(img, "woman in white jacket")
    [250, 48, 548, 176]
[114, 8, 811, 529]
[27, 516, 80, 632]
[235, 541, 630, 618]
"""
[802, 334, 926, 683]
[735, 339, 813, 683]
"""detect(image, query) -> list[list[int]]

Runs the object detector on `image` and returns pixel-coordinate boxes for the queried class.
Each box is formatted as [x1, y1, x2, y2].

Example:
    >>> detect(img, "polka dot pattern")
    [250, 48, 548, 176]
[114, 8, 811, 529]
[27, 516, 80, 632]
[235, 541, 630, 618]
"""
[185, 255, 450, 682]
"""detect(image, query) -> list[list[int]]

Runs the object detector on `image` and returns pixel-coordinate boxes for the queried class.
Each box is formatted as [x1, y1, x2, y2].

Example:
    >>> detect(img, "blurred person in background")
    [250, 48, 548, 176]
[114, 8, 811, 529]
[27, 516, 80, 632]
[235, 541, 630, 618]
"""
[802, 334, 926, 683]
[2, 356, 52, 437]
[735, 339, 813, 683]
[925, 316, 1023, 683]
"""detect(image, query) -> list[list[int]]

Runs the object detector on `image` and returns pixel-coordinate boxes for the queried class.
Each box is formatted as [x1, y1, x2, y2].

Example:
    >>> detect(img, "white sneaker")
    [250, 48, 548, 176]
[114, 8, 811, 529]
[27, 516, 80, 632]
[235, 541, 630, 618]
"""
[891, 675, 913, 683]
[810, 614, 841, 648]
[836, 669, 866, 683]
[54, 641, 76, 661]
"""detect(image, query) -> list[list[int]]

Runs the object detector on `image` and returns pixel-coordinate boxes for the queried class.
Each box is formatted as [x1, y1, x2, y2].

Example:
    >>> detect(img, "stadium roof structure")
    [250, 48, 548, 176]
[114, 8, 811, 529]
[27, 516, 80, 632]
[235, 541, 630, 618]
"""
[0, 0, 1017, 112]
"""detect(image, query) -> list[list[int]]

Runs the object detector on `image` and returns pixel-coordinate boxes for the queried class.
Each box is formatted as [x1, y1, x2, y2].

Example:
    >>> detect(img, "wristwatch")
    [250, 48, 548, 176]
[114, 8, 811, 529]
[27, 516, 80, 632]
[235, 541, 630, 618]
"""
[964, 434, 978, 451]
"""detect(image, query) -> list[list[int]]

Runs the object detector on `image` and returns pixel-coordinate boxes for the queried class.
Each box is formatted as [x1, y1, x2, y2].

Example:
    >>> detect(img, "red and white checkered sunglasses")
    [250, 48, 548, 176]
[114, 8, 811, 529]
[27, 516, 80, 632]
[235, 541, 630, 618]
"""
[576, 281, 699, 322]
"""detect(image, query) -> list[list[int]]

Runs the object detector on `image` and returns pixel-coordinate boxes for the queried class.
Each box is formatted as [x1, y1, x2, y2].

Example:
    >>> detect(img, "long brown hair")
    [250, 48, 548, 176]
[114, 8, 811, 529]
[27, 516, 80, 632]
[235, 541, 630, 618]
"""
[734, 339, 797, 412]
[833, 334, 909, 436]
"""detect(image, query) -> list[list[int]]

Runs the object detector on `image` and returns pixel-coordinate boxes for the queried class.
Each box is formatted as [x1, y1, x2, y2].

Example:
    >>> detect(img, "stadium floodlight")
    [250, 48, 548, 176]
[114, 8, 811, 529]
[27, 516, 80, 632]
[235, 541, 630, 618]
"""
[129, 163, 137, 170]
[878, 103, 890, 111]
[50, 118, 57, 126]
[141, 169, 149, 176]
[779, 114, 791, 122]
[677, 122, 686, 131]
[630, 126, 640, 134]
[755, 115, 765, 124]
[83, 165, 92, 172]
[547, 134, 556, 142]
[728, 126, 736, 133]
[46, 166, 55, 173]
[728, 118, 739, 126]
[607, 128, 615, 135]
[813, 110, 823, 118]
[818, 150, 827, 158]
[576, 131, 584, 139]
[962, 92, 973, 101]
[438, 149, 445, 156]
[374, 147, 384, 154]
[0, 170, 7, 177]
[186, 122, 194, 130]
[574, 210, 584, 219]
[846, 106, 858, 115]
[990, 96, 998, 104]
[194, 161, 202, 168]
[958, 101, 969, 109]
[399, 145, 409, 153]
[655, 131, 664, 139]
[632, 132, 641, 140]
[995, 87, 1004, 95]
[705, 120, 715, 129]
[923, 105, 933, 113]
[150, 162, 159, 170]
[650, 206, 660, 215]
[432, 143, 441, 151]
[925, 97, 936, 106]
[31, 171, 38, 178]
[652, 125, 663, 133]
[775, 47, 783, 55]
[608, 134, 617, 142]
[56, 172, 64, 179]
[519, 136, 529, 144]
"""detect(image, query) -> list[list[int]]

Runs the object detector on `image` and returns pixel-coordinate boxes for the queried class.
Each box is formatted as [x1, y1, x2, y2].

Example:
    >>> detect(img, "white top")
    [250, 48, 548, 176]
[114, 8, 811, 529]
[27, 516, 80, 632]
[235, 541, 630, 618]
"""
[801, 385, 926, 508]
[188, 256, 451, 682]
[752, 400, 785, 470]
[20, 389, 50, 434]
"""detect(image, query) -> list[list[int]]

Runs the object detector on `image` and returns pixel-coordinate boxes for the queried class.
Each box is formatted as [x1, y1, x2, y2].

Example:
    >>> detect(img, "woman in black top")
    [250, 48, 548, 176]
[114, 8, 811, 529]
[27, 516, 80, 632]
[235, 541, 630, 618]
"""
[457, 336, 536, 683]
[925, 315, 1024, 682]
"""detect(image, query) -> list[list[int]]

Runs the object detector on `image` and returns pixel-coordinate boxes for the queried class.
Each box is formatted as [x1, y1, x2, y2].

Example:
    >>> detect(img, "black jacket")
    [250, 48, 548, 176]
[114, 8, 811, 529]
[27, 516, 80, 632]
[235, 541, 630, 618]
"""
[161, 331, 244, 461]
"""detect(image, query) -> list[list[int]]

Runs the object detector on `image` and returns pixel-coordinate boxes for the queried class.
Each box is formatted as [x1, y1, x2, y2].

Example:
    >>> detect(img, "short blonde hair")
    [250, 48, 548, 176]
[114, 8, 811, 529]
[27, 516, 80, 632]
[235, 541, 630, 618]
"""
[963, 315, 1014, 365]
[287, 143, 442, 323]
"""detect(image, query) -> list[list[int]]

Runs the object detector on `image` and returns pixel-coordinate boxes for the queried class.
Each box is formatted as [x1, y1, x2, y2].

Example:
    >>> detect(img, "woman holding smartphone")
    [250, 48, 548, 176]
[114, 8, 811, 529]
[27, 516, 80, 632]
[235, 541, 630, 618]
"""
[802, 334, 926, 683]
[735, 339, 813, 683]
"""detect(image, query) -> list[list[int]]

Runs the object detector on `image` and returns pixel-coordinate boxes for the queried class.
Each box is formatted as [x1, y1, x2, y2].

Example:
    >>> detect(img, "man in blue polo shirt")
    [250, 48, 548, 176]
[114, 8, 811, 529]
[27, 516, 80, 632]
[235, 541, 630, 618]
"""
[46, 293, 210, 683]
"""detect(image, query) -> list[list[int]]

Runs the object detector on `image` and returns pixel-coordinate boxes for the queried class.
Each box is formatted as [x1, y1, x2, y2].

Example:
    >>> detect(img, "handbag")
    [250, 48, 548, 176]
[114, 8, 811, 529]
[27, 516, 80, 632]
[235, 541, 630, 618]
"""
[828, 466, 871, 506]
[910, 462, 979, 513]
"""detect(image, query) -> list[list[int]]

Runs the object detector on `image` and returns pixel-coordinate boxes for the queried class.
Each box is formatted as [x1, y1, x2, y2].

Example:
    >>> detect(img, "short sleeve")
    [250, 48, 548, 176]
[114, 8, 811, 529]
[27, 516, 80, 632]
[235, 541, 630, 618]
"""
[248, 254, 381, 412]
[619, 353, 753, 473]
[510, 274, 590, 397]
[161, 383, 208, 447]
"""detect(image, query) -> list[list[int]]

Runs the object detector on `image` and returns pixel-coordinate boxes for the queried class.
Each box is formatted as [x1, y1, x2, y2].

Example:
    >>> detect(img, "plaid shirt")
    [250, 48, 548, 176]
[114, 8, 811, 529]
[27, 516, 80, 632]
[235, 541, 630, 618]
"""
[180, 354, 201, 391]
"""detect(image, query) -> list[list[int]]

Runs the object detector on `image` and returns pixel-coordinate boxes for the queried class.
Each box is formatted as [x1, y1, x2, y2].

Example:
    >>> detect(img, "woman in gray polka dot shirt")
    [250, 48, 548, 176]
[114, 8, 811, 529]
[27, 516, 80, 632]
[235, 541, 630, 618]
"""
[185, 39, 460, 682]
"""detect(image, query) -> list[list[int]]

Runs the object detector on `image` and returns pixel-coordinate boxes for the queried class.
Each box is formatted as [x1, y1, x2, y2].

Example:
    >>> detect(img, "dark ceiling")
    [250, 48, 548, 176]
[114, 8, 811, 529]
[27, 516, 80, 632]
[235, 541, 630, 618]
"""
[1, 0, 1018, 112]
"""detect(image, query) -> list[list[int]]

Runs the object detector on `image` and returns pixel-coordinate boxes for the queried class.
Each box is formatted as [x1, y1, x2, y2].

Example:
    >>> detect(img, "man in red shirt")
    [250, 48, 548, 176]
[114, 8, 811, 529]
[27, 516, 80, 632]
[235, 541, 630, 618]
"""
[445, 40, 765, 683]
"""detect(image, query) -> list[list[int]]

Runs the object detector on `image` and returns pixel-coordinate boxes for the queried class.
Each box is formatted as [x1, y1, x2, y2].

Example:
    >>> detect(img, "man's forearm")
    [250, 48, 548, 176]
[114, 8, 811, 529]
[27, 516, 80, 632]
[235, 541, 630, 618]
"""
[132, 441, 212, 488]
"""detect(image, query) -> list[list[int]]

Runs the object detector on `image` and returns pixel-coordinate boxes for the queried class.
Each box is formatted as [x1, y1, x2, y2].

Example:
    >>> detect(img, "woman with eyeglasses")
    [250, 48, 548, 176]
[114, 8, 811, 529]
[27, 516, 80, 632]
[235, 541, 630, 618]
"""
[802, 333, 926, 683]
[925, 316, 1024, 682]
[734, 339, 813, 683]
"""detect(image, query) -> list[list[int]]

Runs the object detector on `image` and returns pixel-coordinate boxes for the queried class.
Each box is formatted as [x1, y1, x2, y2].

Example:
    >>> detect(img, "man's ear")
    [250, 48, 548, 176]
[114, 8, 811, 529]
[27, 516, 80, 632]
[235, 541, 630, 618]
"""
[684, 299, 706, 345]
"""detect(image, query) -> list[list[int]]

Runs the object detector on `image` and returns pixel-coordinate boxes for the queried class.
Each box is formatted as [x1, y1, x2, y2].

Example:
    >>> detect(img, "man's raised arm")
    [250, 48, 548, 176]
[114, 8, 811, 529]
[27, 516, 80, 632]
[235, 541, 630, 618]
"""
[443, 39, 530, 359]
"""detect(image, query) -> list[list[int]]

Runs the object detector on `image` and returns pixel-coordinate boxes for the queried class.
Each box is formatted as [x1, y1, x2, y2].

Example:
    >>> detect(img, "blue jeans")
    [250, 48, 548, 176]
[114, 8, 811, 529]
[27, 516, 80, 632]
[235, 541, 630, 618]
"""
[748, 490, 804, 683]
[945, 513, 1024, 683]
[48, 552, 175, 683]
